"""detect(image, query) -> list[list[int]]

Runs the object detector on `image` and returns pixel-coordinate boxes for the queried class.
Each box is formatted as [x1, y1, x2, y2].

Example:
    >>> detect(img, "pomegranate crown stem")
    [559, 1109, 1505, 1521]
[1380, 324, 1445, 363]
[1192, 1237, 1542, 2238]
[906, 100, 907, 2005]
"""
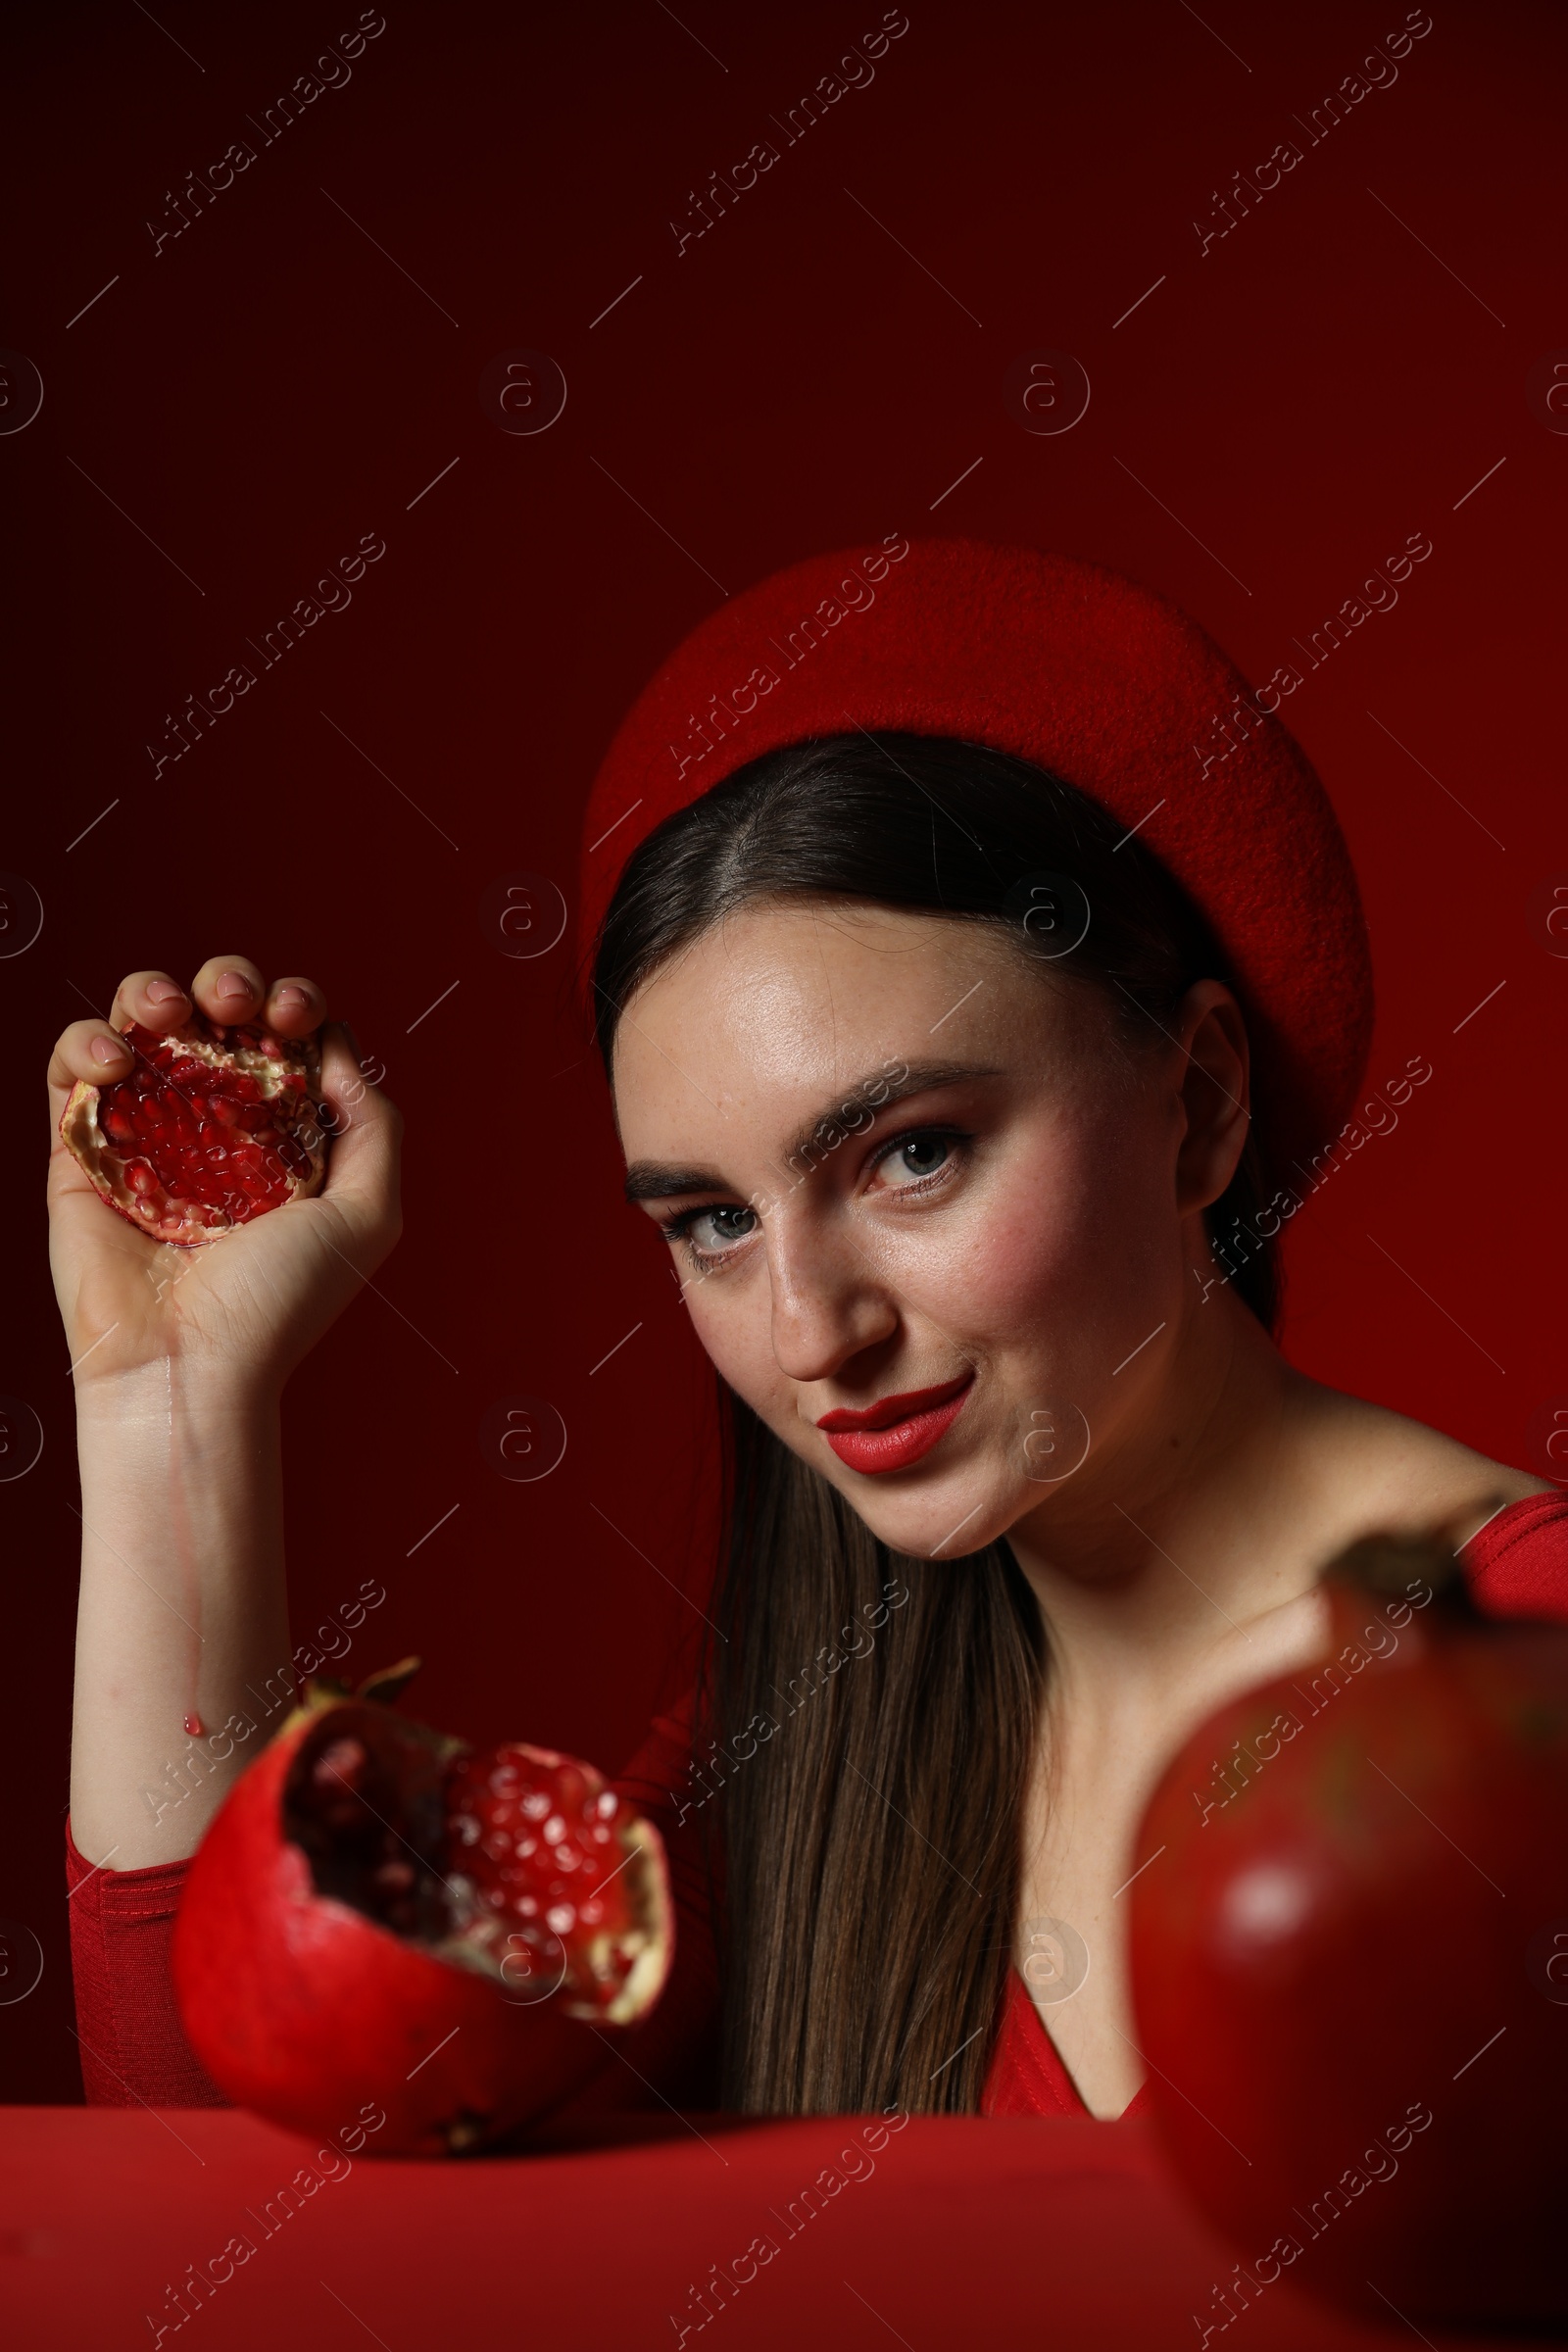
[1322, 1524, 1489, 1624]
[283, 1655, 426, 1733]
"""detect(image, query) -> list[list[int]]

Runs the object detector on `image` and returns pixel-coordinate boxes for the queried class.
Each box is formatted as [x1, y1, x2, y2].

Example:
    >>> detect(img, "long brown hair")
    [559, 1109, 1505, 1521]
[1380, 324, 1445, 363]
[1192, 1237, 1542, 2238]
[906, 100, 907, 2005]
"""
[590, 733, 1278, 2113]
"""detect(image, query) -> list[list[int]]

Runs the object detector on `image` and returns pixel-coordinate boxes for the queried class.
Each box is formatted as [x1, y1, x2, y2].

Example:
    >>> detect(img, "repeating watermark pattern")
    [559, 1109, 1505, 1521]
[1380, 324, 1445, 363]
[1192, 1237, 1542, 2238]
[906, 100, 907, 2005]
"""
[1002, 352, 1092, 436]
[1525, 351, 1568, 434]
[145, 534, 388, 780]
[0, 874, 44, 956]
[1285, 532, 1435, 677]
[495, 1928, 569, 2009]
[142, 2101, 387, 2345]
[0, 1396, 44, 1481]
[138, 1580, 387, 1829]
[1189, 1052, 1435, 1306]
[775, 1060, 910, 1194]
[1283, 1050, 1435, 1202]
[1020, 1914, 1090, 2007]
[1525, 1920, 1568, 2004]
[1524, 1396, 1568, 1488]
[1019, 1401, 1091, 1484]
[0, 350, 44, 434]
[670, 1061, 915, 1301]
[661, 534, 910, 789]
[666, 2105, 911, 2342]
[1188, 2097, 1435, 2343]
[144, 14, 389, 260]
[1004, 872, 1093, 959]
[1192, 13, 1434, 259]
[478, 350, 567, 435]
[479, 1395, 569, 1483]
[672, 1576, 911, 1825]
[479, 871, 569, 958]
[1193, 534, 1435, 779]
[0, 1920, 45, 2006]
[1189, 1578, 1435, 1827]
[667, 13, 910, 258]
[1527, 873, 1568, 957]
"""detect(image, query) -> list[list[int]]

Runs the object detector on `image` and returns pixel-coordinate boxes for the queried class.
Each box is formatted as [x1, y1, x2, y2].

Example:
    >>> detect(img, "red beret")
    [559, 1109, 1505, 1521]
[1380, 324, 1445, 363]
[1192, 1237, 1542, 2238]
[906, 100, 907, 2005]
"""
[580, 536, 1374, 1184]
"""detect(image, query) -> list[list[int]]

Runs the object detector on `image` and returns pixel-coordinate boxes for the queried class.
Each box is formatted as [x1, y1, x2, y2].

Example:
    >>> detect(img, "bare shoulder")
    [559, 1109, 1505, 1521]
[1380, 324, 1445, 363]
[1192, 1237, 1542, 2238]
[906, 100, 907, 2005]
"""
[1285, 1374, 1555, 1551]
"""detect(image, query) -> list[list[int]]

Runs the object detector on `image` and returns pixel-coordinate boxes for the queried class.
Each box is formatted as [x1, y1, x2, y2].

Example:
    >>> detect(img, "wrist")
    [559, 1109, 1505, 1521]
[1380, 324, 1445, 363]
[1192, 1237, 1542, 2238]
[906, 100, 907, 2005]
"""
[72, 1352, 283, 1430]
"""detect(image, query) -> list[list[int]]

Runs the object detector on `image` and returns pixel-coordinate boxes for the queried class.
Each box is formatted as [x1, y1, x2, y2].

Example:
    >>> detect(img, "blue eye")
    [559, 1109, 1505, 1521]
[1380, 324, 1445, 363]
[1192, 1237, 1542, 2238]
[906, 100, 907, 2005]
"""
[688, 1204, 758, 1251]
[661, 1200, 759, 1267]
[875, 1129, 962, 1189]
[886, 1134, 950, 1182]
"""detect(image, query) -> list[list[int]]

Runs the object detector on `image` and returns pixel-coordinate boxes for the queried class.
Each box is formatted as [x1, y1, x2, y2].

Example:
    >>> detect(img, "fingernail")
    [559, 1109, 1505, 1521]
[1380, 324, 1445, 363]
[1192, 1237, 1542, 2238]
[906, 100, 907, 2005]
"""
[274, 985, 312, 1012]
[145, 979, 185, 1005]
[216, 970, 252, 1002]
[90, 1033, 126, 1065]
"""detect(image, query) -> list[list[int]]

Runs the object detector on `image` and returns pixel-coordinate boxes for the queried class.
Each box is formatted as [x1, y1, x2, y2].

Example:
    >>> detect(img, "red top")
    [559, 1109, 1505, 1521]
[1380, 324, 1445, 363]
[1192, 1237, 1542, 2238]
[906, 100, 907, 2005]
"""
[66, 1490, 1568, 2120]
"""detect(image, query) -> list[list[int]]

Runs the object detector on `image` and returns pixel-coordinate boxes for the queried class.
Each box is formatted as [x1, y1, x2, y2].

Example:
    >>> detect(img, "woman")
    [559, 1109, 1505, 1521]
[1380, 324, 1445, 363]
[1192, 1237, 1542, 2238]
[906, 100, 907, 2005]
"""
[54, 539, 1568, 2126]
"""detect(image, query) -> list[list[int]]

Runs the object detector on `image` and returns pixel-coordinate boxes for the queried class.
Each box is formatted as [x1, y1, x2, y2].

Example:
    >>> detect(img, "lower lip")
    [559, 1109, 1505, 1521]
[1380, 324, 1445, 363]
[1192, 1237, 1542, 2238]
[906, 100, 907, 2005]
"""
[821, 1383, 974, 1475]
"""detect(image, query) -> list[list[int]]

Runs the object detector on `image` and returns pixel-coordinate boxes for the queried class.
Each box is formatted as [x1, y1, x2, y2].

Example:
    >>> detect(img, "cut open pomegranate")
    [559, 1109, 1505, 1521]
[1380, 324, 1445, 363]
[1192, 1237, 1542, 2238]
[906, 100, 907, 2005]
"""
[172, 1668, 673, 2154]
[61, 1013, 327, 1245]
[445, 1741, 670, 2022]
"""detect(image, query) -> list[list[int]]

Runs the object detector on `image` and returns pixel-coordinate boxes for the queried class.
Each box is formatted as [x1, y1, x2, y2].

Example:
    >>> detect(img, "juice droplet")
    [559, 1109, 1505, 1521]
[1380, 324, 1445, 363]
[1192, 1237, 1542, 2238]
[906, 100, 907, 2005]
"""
[183, 1711, 206, 1739]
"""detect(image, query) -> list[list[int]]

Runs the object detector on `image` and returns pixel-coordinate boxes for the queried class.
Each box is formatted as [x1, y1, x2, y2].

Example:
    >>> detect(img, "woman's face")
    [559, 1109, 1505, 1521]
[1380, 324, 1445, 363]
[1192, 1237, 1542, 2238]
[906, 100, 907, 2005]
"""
[611, 901, 1248, 1562]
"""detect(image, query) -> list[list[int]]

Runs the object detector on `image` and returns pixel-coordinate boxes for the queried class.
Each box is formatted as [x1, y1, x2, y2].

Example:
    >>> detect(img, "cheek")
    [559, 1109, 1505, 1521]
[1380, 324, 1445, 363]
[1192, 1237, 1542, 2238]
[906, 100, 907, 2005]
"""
[911, 1105, 1174, 1342]
[683, 1271, 779, 1406]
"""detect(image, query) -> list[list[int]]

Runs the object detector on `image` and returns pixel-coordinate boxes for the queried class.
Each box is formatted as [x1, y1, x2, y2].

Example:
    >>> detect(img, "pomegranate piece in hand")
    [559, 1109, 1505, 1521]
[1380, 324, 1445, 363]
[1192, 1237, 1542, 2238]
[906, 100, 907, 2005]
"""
[446, 1742, 669, 2022]
[60, 1012, 327, 1245]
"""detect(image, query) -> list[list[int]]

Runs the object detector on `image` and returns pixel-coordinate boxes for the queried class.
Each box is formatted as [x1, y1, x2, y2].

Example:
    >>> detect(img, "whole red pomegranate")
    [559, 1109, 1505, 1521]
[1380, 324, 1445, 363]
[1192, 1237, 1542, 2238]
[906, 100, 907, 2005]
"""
[61, 1013, 327, 1244]
[172, 1665, 672, 2154]
[1129, 1533, 1568, 2330]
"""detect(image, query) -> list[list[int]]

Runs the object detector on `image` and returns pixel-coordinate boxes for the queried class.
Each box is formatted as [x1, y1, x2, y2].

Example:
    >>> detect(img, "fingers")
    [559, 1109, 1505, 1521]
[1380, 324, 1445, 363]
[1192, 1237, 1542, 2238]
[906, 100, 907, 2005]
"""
[318, 1022, 397, 1142]
[48, 1019, 135, 1107]
[105, 969, 193, 1035]
[98, 960, 327, 1038]
[187, 956, 269, 1027]
[314, 1022, 403, 1249]
[49, 958, 357, 1151]
[186, 959, 326, 1037]
[264, 976, 325, 1038]
[49, 958, 328, 1130]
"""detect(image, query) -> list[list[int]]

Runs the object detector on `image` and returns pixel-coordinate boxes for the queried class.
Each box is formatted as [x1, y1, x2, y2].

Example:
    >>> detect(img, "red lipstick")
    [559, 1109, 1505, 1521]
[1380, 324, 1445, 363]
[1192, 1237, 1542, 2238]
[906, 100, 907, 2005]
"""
[816, 1372, 975, 1475]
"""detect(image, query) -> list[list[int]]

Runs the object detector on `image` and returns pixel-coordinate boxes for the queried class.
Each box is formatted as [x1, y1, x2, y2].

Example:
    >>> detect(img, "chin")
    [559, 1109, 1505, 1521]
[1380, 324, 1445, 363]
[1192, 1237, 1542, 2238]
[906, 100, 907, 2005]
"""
[830, 1465, 1023, 1564]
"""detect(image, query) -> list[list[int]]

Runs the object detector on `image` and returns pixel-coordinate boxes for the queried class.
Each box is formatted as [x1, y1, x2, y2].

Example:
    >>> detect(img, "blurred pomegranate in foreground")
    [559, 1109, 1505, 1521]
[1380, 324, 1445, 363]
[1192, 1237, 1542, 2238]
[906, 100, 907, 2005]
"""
[1131, 1532, 1568, 2332]
[172, 1664, 671, 2153]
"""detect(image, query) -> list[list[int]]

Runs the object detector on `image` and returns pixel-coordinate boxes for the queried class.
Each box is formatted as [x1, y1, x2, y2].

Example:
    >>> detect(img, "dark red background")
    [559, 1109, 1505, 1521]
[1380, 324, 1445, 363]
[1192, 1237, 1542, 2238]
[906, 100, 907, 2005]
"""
[2, 0, 1564, 2104]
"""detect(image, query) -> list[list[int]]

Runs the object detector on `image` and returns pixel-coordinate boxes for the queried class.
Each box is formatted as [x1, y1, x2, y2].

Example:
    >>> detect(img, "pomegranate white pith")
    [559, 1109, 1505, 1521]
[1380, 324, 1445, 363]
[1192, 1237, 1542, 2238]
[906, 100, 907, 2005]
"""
[445, 1741, 673, 2025]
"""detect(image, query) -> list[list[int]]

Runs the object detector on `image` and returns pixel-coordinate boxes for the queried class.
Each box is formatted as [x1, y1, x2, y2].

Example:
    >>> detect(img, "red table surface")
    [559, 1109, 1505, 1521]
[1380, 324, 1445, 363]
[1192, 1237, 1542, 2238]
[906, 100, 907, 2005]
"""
[0, 2106, 1539, 2351]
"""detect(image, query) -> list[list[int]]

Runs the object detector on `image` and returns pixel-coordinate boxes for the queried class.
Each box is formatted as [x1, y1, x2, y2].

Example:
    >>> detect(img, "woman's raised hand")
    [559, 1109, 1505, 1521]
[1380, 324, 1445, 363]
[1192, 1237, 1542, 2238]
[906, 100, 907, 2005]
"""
[47, 956, 403, 1397]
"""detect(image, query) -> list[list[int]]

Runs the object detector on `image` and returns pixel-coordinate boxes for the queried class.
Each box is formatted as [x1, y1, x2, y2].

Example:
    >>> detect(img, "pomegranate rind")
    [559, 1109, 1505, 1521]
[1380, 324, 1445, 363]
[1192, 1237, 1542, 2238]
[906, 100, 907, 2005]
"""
[172, 1690, 673, 2155]
[1128, 1570, 1568, 2328]
[61, 1015, 327, 1247]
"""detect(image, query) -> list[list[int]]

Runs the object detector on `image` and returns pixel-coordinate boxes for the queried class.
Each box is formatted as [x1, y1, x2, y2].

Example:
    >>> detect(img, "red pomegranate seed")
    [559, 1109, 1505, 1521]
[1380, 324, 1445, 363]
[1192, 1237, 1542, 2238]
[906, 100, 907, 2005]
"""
[61, 1014, 328, 1247]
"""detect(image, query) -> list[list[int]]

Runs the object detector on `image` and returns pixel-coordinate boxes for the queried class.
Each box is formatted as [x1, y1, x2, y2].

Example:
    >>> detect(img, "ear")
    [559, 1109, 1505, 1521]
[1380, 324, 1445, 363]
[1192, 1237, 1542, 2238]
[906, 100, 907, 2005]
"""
[1172, 980, 1251, 1216]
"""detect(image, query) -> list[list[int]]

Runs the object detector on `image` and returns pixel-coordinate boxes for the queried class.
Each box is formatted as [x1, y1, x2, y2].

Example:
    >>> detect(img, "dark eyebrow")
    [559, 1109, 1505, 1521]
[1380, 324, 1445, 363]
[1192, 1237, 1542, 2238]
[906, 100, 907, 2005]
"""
[622, 1059, 1004, 1204]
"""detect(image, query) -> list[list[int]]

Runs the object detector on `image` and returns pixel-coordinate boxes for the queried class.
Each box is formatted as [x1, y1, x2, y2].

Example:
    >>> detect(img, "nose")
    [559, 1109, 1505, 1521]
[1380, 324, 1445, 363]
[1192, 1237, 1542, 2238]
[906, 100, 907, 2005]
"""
[765, 1214, 899, 1386]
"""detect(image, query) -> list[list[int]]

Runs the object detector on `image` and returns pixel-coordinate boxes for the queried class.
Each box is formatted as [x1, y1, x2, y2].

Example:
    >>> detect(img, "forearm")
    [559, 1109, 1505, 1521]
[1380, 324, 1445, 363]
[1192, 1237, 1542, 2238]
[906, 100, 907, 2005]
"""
[70, 1360, 292, 1867]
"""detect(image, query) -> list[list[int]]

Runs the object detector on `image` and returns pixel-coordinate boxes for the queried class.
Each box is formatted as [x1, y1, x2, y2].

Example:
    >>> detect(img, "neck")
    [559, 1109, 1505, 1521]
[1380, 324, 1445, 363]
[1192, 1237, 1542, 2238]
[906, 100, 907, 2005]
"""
[1006, 1271, 1317, 1709]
